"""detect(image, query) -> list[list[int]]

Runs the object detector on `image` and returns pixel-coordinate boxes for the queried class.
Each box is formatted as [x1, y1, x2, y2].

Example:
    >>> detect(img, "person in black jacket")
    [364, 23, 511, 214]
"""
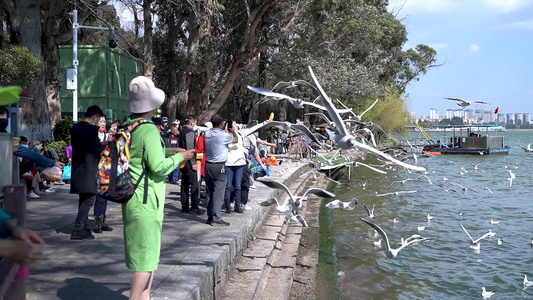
[70, 106, 105, 240]
[178, 116, 202, 214]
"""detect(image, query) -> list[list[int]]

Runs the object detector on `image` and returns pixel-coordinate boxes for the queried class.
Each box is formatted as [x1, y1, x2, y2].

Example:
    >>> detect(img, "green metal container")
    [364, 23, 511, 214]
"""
[59, 45, 142, 122]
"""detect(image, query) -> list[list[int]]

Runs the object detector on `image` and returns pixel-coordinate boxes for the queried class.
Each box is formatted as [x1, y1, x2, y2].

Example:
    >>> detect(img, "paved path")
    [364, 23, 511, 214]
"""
[24, 160, 309, 300]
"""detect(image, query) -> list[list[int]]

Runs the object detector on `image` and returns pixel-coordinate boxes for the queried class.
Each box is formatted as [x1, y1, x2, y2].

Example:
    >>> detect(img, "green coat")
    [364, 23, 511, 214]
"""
[122, 118, 184, 272]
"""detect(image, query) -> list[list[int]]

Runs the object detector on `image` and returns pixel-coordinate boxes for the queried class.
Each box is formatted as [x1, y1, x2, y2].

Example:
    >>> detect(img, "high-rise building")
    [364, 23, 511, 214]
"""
[464, 109, 474, 119]
[453, 109, 463, 118]
[475, 109, 483, 120]
[429, 108, 439, 120]
[507, 113, 515, 125]
[446, 109, 454, 119]
[515, 113, 523, 125]
[523, 113, 530, 124]
[497, 113, 505, 124]
[483, 111, 492, 123]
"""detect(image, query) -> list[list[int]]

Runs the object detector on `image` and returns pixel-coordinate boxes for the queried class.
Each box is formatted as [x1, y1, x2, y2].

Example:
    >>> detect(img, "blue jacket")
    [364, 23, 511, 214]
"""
[14, 146, 55, 168]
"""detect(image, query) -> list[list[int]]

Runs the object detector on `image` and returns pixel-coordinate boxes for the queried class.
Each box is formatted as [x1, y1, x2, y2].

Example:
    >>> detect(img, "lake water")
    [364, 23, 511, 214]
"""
[318, 130, 533, 299]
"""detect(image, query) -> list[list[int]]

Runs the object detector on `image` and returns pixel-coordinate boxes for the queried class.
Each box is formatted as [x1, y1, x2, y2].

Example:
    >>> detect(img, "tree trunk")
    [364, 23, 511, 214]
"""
[16, 0, 50, 140]
[143, 0, 153, 78]
[165, 12, 178, 121]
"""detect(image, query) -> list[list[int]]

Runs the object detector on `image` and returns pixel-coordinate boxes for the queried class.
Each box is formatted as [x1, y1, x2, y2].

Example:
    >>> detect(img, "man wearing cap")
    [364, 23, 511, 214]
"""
[123, 76, 194, 300]
[204, 114, 237, 226]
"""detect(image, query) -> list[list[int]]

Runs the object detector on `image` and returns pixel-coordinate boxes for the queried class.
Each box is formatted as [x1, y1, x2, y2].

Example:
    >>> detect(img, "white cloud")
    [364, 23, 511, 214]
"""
[509, 19, 533, 30]
[463, 44, 480, 56]
[483, 0, 529, 14]
[469, 44, 480, 52]
[388, 0, 452, 13]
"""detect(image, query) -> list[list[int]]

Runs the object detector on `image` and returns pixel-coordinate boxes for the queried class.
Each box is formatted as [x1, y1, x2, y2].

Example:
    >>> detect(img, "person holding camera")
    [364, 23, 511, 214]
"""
[204, 114, 238, 226]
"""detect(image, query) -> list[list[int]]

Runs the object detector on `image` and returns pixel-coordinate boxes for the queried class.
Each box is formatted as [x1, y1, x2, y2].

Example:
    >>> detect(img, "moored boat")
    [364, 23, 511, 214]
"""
[422, 125, 510, 155]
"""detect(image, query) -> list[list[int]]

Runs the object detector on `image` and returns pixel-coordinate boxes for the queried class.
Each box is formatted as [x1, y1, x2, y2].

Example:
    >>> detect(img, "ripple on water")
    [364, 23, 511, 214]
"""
[322, 131, 533, 299]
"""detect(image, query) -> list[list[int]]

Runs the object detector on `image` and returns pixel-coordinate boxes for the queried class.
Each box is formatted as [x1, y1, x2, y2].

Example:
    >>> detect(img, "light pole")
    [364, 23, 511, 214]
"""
[69, 9, 116, 122]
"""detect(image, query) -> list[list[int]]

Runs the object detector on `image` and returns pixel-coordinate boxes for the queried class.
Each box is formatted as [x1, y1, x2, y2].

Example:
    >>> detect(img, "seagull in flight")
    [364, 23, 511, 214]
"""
[358, 179, 369, 189]
[521, 143, 533, 152]
[449, 182, 479, 194]
[257, 178, 335, 213]
[363, 203, 375, 218]
[443, 97, 491, 108]
[248, 85, 352, 113]
[335, 98, 379, 122]
[353, 162, 387, 174]
[307, 65, 425, 172]
[360, 218, 426, 258]
[508, 170, 516, 187]
[374, 190, 417, 197]
[461, 224, 491, 246]
[387, 177, 419, 191]
[483, 187, 493, 194]
[325, 198, 358, 211]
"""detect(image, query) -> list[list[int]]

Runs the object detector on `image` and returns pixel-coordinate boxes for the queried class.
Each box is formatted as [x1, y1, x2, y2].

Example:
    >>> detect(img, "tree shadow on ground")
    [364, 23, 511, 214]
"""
[56, 278, 128, 300]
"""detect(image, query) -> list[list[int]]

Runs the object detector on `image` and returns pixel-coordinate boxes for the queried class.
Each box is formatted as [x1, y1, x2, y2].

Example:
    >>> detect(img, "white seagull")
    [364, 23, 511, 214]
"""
[307, 66, 425, 172]
[488, 229, 497, 237]
[524, 275, 533, 287]
[374, 190, 418, 197]
[443, 97, 491, 108]
[521, 143, 533, 152]
[248, 85, 352, 113]
[325, 198, 358, 211]
[481, 287, 496, 298]
[360, 218, 426, 258]
[497, 238, 502, 245]
[358, 179, 369, 189]
[336, 98, 379, 122]
[461, 224, 491, 245]
[363, 203, 375, 218]
[484, 187, 493, 194]
[508, 170, 516, 187]
[490, 220, 500, 225]
[417, 226, 426, 231]
[353, 162, 387, 174]
[427, 214, 434, 221]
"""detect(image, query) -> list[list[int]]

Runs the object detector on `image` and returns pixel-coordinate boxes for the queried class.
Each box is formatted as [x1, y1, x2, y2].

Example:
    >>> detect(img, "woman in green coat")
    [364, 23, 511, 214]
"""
[124, 76, 195, 300]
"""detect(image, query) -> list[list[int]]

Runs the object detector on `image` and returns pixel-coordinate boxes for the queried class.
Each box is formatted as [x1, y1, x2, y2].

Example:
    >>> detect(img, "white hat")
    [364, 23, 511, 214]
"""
[205, 121, 213, 129]
[127, 76, 165, 114]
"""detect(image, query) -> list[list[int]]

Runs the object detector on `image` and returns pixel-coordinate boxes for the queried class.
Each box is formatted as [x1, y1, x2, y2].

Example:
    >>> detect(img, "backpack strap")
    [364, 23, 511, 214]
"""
[130, 119, 155, 205]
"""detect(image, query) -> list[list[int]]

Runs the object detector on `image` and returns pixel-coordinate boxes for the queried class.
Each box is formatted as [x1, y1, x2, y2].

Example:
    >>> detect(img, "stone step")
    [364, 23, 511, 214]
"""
[219, 170, 316, 300]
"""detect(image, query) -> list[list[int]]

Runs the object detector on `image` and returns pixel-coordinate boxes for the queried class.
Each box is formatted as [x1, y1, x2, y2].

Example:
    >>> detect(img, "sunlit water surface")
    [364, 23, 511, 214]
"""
[320, 130, 533, 299]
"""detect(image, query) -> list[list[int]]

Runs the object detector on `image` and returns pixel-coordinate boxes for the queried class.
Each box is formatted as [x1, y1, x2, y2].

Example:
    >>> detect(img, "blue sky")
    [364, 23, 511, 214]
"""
[388, 0, 533, 117]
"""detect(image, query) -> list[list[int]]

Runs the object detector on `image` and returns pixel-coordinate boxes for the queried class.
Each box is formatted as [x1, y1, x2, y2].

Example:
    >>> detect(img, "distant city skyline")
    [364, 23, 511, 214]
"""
[388, 1, 533, 119]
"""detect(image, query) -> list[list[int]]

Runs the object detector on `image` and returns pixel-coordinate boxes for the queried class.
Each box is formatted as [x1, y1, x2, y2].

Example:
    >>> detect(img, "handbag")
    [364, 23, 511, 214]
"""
[62, 163, 71, 181]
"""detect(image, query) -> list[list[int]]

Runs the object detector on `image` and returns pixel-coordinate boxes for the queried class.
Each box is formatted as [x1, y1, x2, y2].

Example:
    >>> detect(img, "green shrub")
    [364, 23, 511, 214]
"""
[53, 117, 73, 144]
[49, 140, 68, 164]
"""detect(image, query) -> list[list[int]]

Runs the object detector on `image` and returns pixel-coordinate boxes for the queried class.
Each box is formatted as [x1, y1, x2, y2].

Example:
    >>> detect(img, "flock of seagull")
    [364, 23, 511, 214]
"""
[250, 66, 532, 298]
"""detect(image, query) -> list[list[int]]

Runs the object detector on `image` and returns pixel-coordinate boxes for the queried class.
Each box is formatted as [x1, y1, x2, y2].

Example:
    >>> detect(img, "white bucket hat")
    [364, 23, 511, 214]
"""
[127, 76, 165, 114]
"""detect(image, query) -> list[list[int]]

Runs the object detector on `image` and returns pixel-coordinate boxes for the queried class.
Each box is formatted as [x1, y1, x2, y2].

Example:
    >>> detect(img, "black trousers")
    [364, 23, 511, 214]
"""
[180, 162, 199, 210]
[205, 162, 226, 220]
[74, 193, 96, 231]
[241, 164, 251, 205]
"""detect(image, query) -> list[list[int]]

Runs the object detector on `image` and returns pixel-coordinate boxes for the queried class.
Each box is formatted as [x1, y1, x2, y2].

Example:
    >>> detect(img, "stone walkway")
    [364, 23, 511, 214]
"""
[24, 160, 309, 300]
